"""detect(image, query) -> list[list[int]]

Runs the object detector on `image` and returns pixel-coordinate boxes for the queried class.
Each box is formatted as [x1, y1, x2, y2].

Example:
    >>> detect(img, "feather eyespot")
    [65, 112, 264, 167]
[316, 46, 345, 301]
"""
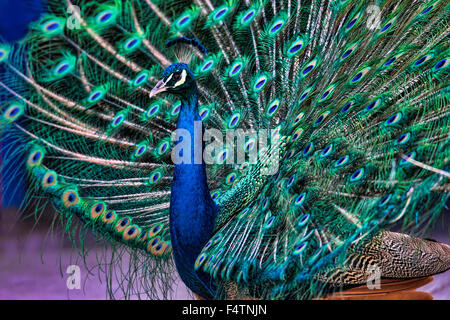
[301, 59, 318, 77]
[0, 45, 10, 61]
[138, 230, 148, 243]
[239, 162, 249, 171]
[413, 54, 433, 67]
[148, 224, 163, 238]
[350, 67, 370, 84]
[253, 75, 268, 91]
[228, 113, 241, 128]
[134, 74, 147, 85]
[386, 113, 402, 125]
[27, 148, 44, 167]
[320, 144, 333, 157]
[124, 37, 140, 51]
[90, 202, 105, 220]
[146, 103, 160, 118]
[285, 150, 294, 159]
[171, 102, 181, 116]
[177, 15, 191, 27]
[102, 211, 116, 224]
[379, 17, 397, 35]
[434, 58, 448, 70]
[87, 88, 105, 104]
[294, 193, 306, 206]
[266, 99, 280, 117]
[400, 152, 416, 165]
[42, 171, 57, 188]
[199, 107, 210, 121]
[380, 23, 392, 33]
[341, 101, 353, 113]
[291, 128, 304, 141]
[365, 98, 381, 111]
[3, 104, 24, 122]
[262, 197, 269, 210]
[346, 19, 357, 29]
[217, 150, 228, 164]
[211, 191, 220, 200]
[231, 63, 241, 74]
[238, 207, 250, 219]
[213, 234, 222, 243]
[420, 5, 434, 15]
[149, 170, 163, 184]
[321, 91, 330, 100]
[133, 71, 149, 87]
[314, 112, 330, 126]
[298, 214, 310, 227]
[303, 65, 313, 74]
[157, 141, 170, 155]
[350, 168, 364, 182]
[123, 225, 141, 241]
[228, 60, 244, 77]
[379, 194, 391, 207]
[244, 139, 256, 152]
[135, 144, 147, 157]
[335, 155, 349, 167]
[342, 49, 352, 59]
[200, 59, 214, 73]
[96, 9, 116, 24]
[242, 9, 256, 23]
[53, 60, 73, 76]
[62, 189, 79, 207]
[264, 216, 275, 228]
[195, 253, 207, 270]
[299, 89, 311, 102]
[292, 113, 305, 126]
[286, 37, 305, 58]
[151, 240, 169, 256]
[341, 43, 359, 61]
[269, 19, 285, 35]
[287, 175, 295, 187]
[41, 18, 64, 34]
[385, 57, 396, 66]
[226, 173, 237, 185]
[396, 132, 411, 145]
[415, 56, 426, 66]
[116, 218, 130, 232]
[293, 242, 308, 255]
[303, 143, 313, 156]
[214, 7, 228, 20]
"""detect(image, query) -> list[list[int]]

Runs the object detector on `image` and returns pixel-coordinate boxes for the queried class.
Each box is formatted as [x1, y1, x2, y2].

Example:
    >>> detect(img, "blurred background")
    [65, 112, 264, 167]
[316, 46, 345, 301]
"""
[0, 0, 448, 300]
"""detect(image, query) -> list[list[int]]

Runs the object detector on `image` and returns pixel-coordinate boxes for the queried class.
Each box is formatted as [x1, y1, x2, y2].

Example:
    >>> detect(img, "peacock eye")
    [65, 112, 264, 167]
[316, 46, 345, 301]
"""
[172, 72, 182, 81]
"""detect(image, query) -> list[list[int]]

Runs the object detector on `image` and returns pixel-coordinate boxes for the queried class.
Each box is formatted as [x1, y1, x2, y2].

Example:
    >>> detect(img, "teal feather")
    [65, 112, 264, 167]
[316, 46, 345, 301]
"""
[0, 0, 449, 299]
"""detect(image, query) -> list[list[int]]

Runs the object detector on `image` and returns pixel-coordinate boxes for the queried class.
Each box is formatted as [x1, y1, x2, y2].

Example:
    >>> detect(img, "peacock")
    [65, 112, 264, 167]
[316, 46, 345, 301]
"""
[0, 0, 449, 300]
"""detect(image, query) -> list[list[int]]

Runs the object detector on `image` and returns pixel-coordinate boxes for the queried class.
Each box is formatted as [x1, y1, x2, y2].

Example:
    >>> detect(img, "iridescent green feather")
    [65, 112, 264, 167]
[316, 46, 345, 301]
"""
[0, 0, 449, 300]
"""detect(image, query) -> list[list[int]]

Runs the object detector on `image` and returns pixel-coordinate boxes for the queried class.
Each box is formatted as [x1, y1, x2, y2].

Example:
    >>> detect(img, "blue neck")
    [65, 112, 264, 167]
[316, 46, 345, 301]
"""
[169, 86, 218, 298]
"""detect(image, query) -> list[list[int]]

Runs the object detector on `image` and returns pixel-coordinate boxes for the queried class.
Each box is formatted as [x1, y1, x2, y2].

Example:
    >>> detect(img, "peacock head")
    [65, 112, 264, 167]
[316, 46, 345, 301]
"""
[150, 37, 206, 99]
[150, 63, 196, 99]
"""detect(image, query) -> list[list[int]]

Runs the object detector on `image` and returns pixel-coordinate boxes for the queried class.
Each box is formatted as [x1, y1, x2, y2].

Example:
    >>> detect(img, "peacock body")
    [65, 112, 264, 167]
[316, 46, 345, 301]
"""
[0, 0, 449, 299]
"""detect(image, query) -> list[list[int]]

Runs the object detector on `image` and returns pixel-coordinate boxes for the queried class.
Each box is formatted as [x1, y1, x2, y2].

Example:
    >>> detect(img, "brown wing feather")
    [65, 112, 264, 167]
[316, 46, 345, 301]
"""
[319, 276, 434, 300]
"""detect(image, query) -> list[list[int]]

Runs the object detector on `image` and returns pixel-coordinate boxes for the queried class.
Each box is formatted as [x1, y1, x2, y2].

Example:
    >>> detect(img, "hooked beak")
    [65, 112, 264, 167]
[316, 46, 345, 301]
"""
[150, 79, 170, 98]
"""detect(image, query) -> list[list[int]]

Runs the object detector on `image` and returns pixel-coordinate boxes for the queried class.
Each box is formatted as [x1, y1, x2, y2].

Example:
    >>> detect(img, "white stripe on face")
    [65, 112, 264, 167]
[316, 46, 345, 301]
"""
[164, 73, 173, 85]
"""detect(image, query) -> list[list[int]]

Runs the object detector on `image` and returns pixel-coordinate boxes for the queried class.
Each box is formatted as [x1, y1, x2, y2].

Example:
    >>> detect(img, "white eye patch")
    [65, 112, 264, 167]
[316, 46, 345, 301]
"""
[173, 69, 187, 87]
